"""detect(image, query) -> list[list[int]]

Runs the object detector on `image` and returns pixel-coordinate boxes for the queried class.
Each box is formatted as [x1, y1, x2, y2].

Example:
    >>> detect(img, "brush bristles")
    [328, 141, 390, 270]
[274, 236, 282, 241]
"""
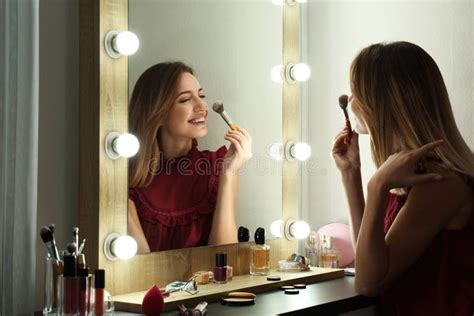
[212, 100, 224, 114]
[73, 227, 79, 234]
[338, 94, 349, 108]
[67, 242, 76, 254]
[40, 227, 53, 242]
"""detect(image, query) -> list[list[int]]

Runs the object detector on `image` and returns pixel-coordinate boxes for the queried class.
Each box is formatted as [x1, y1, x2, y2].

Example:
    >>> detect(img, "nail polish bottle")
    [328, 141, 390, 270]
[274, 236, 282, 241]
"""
[317, 235, 339, 268]
[214, 253, 227, 284]
[250, 227, 270, 275]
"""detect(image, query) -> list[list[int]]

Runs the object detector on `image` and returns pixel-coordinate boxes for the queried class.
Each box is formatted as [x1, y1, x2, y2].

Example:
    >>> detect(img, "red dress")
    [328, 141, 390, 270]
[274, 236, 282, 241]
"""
[129, 140, 227, 252]
[381, 191, 474, 315]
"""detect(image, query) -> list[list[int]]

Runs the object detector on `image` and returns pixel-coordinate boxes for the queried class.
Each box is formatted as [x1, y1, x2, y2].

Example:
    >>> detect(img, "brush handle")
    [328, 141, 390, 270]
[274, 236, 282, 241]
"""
[342, 108, 350, 121]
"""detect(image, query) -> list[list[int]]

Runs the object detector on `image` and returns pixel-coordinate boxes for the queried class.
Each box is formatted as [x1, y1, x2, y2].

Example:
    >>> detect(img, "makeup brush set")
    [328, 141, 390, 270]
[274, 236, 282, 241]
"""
[40, 224, 105, 315]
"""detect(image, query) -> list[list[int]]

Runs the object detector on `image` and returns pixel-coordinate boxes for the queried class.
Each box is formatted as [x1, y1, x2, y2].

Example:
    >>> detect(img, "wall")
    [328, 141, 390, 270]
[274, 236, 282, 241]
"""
[129, 0, 283, 240]
[36, 0, 79, 310]
[302, 0, 473, 233]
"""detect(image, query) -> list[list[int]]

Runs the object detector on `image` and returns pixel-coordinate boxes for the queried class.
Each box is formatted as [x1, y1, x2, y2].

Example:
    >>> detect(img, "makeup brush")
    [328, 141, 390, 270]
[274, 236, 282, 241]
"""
[40, 226, 60, 260]
[48, 223, 55, 234]
[73, 227, 79, 254]
[338, 94, 352, 143]
[67, 242, 77, 256]
[77, 238, 86, 255]
[212, 100, 238, 130]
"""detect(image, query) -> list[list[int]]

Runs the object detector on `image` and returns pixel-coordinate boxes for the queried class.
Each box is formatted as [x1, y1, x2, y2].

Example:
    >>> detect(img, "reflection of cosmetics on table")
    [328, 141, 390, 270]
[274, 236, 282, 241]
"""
[94, 269, 105, 315]
[317, 235, 339, 268]
[226, 265, 233, 281]
[62, 254, 78, 314]
[194, 271, 214, 284]
[338, 94, 352, 143]
[250, 227, 270, 275]
[238, 226, 250, 242]
[212, 100, 238, 130]
[214, 253, 227, 284]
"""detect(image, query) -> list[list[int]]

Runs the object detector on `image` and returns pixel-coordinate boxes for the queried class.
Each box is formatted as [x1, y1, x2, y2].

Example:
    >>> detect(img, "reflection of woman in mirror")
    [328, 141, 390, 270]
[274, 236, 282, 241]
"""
[332, 42, 474, 314]
[128, 62, 252, 253]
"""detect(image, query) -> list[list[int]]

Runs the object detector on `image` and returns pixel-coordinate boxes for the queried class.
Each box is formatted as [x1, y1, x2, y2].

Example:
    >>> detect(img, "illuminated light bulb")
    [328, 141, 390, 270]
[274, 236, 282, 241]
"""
[114, 133, 139, 158]
[104, 233, 138, 261]
[290, 142, 311, 161]
[290, 63, 311, 82]
[270, 64, 283, 83]
[270, 220, 284, 238]
[105, 31, 140, 58]
[105, 132, 140, 159]
[112, 236, 138, 260]
[290, 221, 311, 240]
[113, 31, 139, 56]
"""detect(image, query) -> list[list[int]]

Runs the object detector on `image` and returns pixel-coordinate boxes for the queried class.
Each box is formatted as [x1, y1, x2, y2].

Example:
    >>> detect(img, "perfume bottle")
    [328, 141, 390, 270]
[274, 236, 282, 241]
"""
[250, 227, 270, 275]
[317, 235, 339, 268]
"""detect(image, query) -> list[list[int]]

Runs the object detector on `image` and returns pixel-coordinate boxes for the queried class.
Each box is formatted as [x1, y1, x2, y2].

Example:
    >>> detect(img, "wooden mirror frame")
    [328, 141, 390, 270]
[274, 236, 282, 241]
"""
[79, 0, 301, 296]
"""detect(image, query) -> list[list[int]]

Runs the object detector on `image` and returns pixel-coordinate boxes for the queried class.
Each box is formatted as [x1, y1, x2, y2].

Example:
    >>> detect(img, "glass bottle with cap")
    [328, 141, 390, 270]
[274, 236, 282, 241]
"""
[317, 235, 339, 268]
[250, 227, 270, 275]
[214, 252, 227, 284]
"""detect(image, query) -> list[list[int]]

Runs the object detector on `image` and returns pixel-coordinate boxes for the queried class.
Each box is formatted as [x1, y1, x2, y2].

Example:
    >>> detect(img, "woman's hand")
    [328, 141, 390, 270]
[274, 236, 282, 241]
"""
[332, 123, 361, 172]
[369, 139, 444, 191]
[222, 127, 252, 173]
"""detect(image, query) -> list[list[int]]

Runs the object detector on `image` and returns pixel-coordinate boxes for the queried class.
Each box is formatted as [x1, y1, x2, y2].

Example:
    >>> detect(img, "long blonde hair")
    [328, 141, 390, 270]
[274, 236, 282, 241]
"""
[350, 42, 474, 191]
[129, 62, 194, 188]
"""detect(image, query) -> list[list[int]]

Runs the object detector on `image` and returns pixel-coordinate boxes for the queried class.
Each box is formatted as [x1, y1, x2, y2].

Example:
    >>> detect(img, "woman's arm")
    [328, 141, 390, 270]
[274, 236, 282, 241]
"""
[208, 172, 239, 245]
[208, 127, 252, 245]
[332, 126, 365, 249]
[128, 199, 151, 253]
[354, 140, 467, 296]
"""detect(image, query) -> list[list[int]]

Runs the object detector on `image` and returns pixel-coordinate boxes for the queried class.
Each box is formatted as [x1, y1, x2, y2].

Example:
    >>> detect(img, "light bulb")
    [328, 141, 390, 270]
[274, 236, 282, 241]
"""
[290, 63, 311, 82]
[112, 236, 137, 260]
[291, 221, 310, 240]
[113, 31, 139, 56]
[270, 64, 283, 83]
[270, 220, 283, 238]
[290, 142, 311, 161]
[113, 133, 139, 158]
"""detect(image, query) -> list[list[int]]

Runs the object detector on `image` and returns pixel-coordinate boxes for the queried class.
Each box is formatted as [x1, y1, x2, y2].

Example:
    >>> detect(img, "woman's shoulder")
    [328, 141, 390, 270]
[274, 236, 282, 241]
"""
[408, 172, 472, 227]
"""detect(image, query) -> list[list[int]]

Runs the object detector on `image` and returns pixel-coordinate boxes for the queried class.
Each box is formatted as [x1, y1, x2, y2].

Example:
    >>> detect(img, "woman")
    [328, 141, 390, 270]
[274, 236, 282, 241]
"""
[128, 62, 252, 253]
[332, 42, 474, 315]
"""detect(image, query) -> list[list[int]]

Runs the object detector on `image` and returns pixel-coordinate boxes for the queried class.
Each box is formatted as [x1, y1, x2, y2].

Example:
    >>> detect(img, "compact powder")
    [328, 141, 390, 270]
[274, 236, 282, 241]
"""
[280, 285, 295, 290]
[267, 276, 281, 281]
[293, 284, 307, 289]
[284, 289, 300, 295]
[228, 292, 256, 299]
[221, 297, 256, 306]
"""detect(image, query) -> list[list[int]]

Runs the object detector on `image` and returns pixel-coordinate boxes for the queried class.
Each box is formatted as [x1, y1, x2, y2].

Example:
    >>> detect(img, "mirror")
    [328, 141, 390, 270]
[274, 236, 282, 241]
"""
[127, 0, 284, 252]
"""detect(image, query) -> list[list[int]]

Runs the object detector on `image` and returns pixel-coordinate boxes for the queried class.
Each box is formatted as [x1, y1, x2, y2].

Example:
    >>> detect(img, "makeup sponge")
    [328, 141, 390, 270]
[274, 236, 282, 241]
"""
[317, 223, 354, 267]
[142, 285, 164, 316]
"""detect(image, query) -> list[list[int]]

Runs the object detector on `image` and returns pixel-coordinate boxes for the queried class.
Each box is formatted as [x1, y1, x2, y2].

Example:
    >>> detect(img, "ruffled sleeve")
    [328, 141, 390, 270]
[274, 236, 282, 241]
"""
[204, 145, 228, 206]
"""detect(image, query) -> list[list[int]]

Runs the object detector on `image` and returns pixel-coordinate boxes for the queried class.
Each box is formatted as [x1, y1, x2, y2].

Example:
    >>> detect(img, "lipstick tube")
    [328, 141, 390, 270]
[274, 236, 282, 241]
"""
[78, 267, 91, 316]
[94, 269, 105, 315]
[60, 254, 79, 315]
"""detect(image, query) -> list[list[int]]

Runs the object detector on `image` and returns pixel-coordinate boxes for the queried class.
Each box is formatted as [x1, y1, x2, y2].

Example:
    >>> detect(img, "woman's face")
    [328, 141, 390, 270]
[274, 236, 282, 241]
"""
[162, 72, 209, 140]
[349, 94, 369, 135]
